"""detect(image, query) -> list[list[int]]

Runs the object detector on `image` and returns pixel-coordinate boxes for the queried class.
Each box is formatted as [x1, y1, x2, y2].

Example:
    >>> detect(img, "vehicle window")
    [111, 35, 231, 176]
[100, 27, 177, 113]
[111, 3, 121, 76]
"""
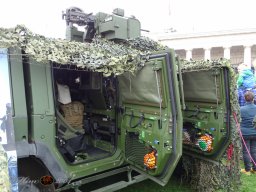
[182, 70, 221, 103]
[118, 64, 163, 106]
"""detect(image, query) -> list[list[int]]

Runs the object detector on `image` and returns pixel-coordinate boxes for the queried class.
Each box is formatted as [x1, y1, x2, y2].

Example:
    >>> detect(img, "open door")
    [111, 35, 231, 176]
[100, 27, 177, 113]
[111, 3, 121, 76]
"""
[181, 67, 232, 161]
[118, 50, 182, 186]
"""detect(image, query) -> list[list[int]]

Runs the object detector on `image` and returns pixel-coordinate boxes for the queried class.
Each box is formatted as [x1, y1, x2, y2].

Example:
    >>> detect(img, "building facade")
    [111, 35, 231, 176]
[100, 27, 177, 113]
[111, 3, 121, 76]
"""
[150, 29, 256, 68]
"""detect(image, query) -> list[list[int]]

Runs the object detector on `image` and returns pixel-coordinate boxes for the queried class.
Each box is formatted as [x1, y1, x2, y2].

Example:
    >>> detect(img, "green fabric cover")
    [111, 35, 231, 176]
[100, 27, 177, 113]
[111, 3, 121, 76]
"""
[182, 70, 221, 103]
[118, 63, 161, 106]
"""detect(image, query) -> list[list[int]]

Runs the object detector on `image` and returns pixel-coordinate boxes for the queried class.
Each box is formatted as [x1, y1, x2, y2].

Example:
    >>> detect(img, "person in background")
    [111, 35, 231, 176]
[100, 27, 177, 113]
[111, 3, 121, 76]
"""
[240, 91, 256, 175]
[253, 59, 256, 76]
[238, 88, 256, 106]
[237, 63, 256, 106]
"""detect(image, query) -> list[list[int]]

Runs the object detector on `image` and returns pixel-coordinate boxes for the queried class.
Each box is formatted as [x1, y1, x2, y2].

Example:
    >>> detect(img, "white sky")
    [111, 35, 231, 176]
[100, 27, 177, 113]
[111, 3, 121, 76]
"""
[0, 0, 256, 38]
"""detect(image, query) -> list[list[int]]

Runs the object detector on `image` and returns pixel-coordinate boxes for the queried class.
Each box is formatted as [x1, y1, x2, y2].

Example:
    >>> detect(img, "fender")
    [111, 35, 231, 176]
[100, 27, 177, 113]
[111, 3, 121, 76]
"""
[16, 141, 69, 185]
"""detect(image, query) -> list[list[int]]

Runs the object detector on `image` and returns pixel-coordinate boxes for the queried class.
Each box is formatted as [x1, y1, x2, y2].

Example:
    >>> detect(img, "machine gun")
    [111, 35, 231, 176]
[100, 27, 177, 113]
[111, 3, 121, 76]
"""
[62, 7, 96, 41]
[62, 7, 94, 27]
[62, 7, 141, 42]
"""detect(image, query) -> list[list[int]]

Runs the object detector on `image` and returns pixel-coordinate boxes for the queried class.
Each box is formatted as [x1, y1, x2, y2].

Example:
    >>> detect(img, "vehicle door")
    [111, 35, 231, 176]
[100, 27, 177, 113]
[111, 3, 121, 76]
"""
[181, 66, 233, 161]
[118, 49, 183, 186]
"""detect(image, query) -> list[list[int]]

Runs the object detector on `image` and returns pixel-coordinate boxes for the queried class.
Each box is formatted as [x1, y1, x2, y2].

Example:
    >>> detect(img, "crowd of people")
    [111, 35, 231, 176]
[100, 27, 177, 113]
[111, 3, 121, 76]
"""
[237, 63, 256, 175]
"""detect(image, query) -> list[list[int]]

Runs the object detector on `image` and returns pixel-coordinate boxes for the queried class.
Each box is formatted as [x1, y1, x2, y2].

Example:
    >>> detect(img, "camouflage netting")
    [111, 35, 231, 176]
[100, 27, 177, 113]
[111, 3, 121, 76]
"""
[180, 59, 241, 192]
[0, 25, 166, 76]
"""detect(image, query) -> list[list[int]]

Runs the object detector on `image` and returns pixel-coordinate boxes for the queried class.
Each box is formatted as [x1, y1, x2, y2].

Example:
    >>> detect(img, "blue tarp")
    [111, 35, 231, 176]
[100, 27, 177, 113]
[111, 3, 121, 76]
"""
[237, 69, 256, 89]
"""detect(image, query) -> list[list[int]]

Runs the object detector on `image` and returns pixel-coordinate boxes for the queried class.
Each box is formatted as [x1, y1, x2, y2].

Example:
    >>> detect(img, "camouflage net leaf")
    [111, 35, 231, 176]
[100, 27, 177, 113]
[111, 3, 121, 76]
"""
[0, 25, 166, 76]
[180, 58, 241, 192]
[0, 145, 10, 192]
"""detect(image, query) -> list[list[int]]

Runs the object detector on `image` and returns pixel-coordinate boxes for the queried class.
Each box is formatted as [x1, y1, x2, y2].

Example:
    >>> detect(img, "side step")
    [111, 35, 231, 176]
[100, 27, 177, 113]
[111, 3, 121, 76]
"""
[91, 174, 147, 192]
[56, 166, 148, 192]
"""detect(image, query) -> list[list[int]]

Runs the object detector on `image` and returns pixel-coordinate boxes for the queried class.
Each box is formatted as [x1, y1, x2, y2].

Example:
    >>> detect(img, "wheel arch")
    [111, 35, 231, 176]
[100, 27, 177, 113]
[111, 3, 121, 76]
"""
[16, 141, 69, 186]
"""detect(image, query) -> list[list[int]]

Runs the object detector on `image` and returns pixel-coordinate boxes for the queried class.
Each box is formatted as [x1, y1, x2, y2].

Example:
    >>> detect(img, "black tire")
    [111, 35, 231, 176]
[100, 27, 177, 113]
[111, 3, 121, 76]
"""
[18, 157, 55, 192]
[18, 178, 40, 192]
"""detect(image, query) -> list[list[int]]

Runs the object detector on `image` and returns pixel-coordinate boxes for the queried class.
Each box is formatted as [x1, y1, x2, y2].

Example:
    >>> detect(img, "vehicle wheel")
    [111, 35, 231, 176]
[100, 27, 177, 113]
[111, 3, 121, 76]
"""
[18, 158, 55, 192]
[18, 178, 40, 192]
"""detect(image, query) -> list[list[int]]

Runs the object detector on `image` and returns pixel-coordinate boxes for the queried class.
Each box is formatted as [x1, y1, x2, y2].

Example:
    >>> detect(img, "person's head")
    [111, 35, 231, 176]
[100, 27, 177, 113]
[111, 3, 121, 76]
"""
[244, 91, 255, 103]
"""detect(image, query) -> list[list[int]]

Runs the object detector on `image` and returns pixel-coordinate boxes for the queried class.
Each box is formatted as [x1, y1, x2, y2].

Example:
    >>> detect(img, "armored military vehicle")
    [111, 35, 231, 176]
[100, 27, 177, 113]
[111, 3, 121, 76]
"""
[0, 7, 240, 192]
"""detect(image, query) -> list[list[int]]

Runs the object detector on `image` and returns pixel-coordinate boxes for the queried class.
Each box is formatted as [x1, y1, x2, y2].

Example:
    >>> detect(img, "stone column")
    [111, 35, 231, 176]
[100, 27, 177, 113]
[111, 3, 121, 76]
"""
[244, 45, 252, 67]
[204, 48, 211, 61]
[223, 47, 231, 59]
[186, 49, 192, 60]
